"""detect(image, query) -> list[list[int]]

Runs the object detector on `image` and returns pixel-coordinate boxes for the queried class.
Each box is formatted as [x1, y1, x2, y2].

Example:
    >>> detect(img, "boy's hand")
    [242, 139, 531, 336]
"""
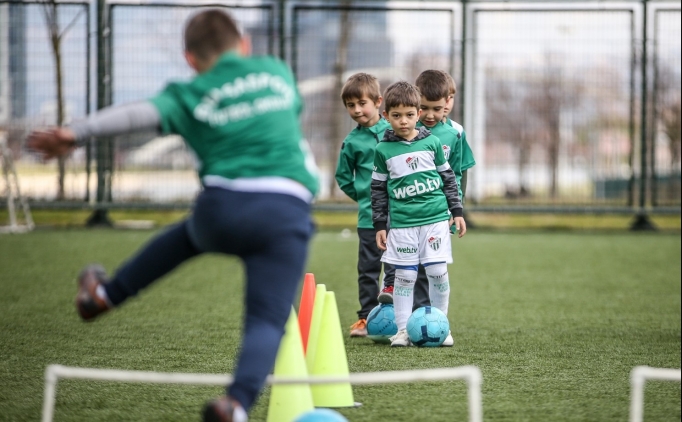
[376, 230, 387, 251]
[450, 216, 467, 238]
[26, 127, 77, 160]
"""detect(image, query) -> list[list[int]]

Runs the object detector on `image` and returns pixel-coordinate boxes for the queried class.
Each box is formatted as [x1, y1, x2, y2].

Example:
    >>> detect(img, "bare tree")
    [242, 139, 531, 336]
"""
[40, 1, 84, 200]
[485, 72, 538, 196]
[656, 65, 681, 201]
[525, 53, 582, 198]
[657, 66, 681, 171]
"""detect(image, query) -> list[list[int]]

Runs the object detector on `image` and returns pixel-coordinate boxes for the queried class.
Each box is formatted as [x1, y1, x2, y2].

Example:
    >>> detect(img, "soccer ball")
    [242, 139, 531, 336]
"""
[366, 304, 398, 344]
[295, 408, 348, 422]
[406, 306, 449, 347]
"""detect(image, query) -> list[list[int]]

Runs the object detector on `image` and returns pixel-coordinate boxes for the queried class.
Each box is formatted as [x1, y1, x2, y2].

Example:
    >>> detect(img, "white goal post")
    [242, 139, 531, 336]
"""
[42, 364, 483, 422]
[629, 366, 681, 422]
[0, 131, 34, 234]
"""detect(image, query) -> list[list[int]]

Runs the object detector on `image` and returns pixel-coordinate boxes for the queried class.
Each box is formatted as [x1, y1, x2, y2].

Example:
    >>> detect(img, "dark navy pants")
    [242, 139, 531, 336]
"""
[356, 228, 392, 319]
[361, 229, 430, 312]
[103, 187, 314, 411]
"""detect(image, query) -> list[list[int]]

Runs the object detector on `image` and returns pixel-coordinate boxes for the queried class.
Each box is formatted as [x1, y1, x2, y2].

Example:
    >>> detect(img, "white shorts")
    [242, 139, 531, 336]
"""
[381, 220, 453, 266]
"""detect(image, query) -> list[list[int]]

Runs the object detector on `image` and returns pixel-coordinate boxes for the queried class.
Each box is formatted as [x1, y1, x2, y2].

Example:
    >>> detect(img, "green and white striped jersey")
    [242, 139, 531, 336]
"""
[372, 127, 458, 228]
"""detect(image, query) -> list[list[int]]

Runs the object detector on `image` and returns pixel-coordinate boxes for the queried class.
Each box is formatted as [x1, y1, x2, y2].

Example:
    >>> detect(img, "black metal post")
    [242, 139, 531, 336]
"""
[631, 0, 656, 230]
[86, 0, 113, 227]
[279, 0, 286, 61]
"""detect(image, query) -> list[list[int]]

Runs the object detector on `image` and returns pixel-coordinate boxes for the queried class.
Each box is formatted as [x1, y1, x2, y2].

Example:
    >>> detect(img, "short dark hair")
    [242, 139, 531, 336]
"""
[184, 9, 242, 61]
[341, 73, 382, 105]
[415, 70, 450, 102]
[444, 72, 457, 96]
[383, 81, 421, 112]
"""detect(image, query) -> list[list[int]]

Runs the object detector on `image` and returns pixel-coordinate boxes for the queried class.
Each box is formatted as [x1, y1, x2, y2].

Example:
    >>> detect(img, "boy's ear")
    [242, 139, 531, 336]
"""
[375, 96, 383, 108]
[239, 35, 252, 56]
[184, 51, 200, 72]
[382, 110, 389, 119]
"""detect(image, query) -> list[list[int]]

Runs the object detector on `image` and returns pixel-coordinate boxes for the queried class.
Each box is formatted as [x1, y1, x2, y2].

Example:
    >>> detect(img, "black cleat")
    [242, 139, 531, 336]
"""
[75, 265, 112, 321]
[202, 396, 245, 422]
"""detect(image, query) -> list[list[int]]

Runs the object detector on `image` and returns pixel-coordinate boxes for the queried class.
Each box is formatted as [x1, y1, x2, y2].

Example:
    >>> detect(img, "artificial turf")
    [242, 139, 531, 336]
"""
[0, 229, 679, 421]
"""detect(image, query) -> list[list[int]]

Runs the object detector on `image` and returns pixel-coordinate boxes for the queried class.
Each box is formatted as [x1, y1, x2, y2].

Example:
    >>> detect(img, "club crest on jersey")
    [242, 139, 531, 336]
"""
[428, 236, 441, 251]
[406, 156, 419, 170]
[442, 145, 451, 160]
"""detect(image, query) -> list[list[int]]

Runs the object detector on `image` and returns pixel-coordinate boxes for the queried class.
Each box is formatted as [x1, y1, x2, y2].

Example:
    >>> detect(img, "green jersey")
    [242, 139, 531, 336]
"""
[335, 118, 391, 228]
[373, 127, 460, 229]
[417, 121, 463, 198]
[445, 117, 476, 171]
[150, 52, 318, 198]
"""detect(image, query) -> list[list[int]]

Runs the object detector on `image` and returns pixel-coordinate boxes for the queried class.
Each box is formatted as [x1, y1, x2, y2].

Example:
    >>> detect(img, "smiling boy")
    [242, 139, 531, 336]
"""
[335, 73, 396, 336]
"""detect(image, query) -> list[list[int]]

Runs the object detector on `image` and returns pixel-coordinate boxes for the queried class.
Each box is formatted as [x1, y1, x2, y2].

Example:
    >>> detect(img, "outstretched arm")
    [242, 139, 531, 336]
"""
[27, 101, 161, 159]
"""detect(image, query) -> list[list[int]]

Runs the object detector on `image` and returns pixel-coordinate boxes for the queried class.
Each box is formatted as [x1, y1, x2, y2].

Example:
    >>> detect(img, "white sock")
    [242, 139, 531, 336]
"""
[394, 268, 417, 330]
[425, 263, 450, 316]
[233, 405, 248, 422]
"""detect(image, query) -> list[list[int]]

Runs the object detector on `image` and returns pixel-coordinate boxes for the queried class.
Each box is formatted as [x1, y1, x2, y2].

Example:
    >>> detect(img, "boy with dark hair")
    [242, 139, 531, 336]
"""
[415, 70, 465, 199]
[372, 81, 466, 347]
[335, 72, 395, 337]
[27, 9, 317, 422]
[442, 72, 476, 200]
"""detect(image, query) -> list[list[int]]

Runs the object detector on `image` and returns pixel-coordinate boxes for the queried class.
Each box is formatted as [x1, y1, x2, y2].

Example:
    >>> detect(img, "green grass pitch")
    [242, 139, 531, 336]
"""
[0, 229, 679, 421]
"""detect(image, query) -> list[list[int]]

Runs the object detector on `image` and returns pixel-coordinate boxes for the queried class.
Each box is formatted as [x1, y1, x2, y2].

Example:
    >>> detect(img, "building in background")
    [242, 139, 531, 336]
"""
[0, 3, 27, 124]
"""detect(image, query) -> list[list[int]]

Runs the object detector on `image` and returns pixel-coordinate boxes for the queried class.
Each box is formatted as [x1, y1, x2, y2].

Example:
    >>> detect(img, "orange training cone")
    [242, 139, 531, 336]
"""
[266, 307, 314, 422]
[298, 273, 317, 353]
[305, 284, 327, 374]
[309, 291, 359, 408]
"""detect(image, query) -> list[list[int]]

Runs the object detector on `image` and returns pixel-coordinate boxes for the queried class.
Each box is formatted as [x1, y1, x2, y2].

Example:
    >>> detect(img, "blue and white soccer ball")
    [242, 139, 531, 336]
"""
[406, 306, 449, 347]
[366, 304, 398, 344]
[295, 408, 348, 422]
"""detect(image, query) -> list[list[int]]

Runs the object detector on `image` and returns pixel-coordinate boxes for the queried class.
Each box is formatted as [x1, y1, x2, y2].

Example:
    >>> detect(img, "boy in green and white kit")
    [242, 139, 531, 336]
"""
[415, 70, 465, 200]
[371, 81, 466, 347]
[335, 73, 394, 336]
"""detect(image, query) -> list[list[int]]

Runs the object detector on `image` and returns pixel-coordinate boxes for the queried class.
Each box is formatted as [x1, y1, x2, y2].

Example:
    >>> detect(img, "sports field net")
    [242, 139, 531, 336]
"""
[629, 366, 681, 422]
[42, 364, 483, 422]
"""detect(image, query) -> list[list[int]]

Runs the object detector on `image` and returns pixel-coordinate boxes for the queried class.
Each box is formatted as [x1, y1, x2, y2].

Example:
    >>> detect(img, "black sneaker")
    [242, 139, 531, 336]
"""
[203, 396, 247, 422]
[75, 265, 112, 321]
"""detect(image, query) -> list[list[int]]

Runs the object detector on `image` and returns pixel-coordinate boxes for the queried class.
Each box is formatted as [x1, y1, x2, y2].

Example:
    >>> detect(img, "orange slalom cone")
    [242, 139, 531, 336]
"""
[266, 308, 314, 422]
[298, 273, 317, 353]
[309, 291, 359, 408]
[305, 284, 327, 374]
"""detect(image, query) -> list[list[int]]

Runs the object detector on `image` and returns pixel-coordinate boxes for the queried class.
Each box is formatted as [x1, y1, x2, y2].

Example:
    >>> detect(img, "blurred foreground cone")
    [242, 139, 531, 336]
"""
[298, 273, 317, 353]
[305, 284, 327, 374]
[266, 308, 314, 422]
[309, 291, 360, 408]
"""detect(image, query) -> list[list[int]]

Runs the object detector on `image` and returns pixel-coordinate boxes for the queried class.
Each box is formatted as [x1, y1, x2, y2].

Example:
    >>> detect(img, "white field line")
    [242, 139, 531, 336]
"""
[629, 366, 681, 422]
[42, 364, 482, 422]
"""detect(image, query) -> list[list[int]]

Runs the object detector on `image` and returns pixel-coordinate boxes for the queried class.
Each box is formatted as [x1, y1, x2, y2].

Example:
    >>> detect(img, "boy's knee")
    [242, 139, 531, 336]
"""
[424, 262, 448, 278]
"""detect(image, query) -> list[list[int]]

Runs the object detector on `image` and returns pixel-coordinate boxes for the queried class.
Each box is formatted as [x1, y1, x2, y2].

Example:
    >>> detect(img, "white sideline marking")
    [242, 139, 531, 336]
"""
[42, 364, 482, 422]
[630, 366, 681, 422]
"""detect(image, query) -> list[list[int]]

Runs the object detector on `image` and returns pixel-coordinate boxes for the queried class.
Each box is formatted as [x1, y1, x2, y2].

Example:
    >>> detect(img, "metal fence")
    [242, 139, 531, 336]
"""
[0, 0, 680, 218]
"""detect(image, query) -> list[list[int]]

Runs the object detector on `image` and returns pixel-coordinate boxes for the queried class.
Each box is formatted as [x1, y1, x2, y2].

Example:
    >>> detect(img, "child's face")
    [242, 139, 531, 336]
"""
[419, 97, 448, 128]
[442, 94, 454, 120]
[383, 105, 421, 138]
[344, 95, 382, 127]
